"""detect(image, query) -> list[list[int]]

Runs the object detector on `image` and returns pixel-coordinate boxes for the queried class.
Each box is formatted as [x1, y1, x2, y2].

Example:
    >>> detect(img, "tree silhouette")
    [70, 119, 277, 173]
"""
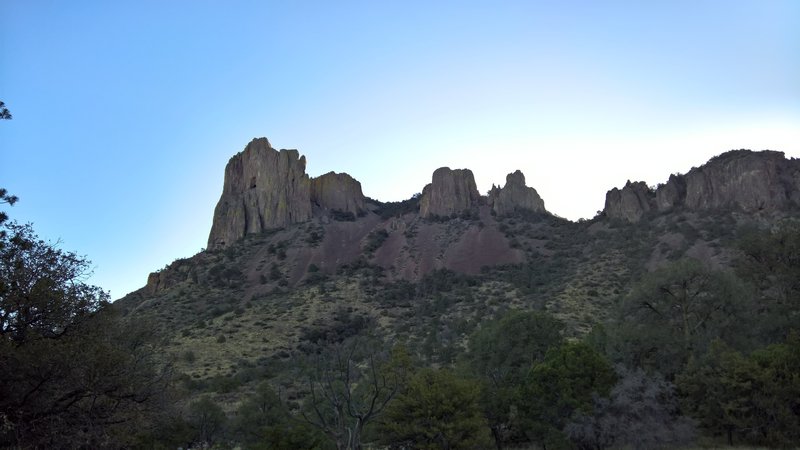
[0, 101, 11, 120]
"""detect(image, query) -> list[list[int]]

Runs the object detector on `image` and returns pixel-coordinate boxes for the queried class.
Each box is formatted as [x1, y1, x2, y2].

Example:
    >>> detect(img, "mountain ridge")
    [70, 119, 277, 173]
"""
[132, 140, 799, 305]
[115, 141, 800, 427]
[208, 138, 799, 251]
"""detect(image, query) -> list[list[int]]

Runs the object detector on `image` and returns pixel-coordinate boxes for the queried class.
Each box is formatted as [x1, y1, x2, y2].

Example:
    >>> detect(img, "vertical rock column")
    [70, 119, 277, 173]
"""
[419, 167, 481, 218]
[207, 138, 312, 249]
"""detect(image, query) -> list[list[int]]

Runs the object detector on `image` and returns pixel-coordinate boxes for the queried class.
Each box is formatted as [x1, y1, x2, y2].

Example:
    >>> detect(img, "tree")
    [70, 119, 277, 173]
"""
[678, 335, 800, 447]
[187, 396, 227, 447]
[298, 338, 403, 450]
[0, 199, 171, 448]
[613, 258, 749, 378]
[0, 221, 107, 342]
[565, 367, 695, 450]
[0, 188, 18, 239]
[521, 341, 616, 450]
[462, 310, 564, 447]
[233, 381, 328, 449]
[736, 220, 800, 343]
[0, 101, 10, 120]
[377, 368, 493, 449]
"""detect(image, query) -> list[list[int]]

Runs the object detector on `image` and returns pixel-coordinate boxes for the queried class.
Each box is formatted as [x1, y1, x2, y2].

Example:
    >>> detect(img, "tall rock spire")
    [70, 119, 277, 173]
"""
[207, 138, 312, 249]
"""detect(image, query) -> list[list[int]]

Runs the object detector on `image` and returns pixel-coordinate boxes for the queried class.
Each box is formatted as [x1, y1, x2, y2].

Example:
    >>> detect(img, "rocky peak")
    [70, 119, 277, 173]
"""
[664, 150, 800, 212]
[604, 181, 655, 223]
[419, 167, 481, 218]
[655, 174, 686, 212]
[488, 170, 546, 216]
[207, 138, 312, 249]
[604, 150, 800, 222]
[311, 171, 366, 215]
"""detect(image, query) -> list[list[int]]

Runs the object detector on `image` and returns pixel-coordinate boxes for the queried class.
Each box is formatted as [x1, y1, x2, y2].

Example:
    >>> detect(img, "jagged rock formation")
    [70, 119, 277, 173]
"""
[208, 138, 312, 249]
[604, 181, 654, 222]
[488, 170, 546, 216]
[663, 150, 800, 212]
[311, 171, 366, 215]
[605, 150, 800, 222]
[655, 174, 686, 212]
[419, 167, 481, 218]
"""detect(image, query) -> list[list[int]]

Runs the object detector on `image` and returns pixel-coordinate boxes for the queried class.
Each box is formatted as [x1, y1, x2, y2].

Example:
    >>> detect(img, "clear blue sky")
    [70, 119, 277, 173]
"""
[2, 1, 799, 300]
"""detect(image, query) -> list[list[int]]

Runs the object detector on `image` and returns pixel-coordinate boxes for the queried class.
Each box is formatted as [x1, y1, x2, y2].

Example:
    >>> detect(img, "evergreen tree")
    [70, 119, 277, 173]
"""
[378, 368, 493, 449]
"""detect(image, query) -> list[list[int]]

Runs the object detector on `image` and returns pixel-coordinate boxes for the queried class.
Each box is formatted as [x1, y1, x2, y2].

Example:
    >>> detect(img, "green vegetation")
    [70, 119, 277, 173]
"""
[378, 368, 493, 449]
[521, 341, 617, 449]
[372, 193, 421, 219]
[613, 258, 750, 378]
[329, 209, 356, 222]
[0, 199, 171, 448]
[462, 310, 565, 446]
[363, 228, 389, 254]
[678, 336, 800, 447]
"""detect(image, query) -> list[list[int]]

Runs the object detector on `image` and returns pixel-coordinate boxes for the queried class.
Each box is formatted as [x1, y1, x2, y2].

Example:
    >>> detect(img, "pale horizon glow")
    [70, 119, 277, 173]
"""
[1, 1, 798, 300]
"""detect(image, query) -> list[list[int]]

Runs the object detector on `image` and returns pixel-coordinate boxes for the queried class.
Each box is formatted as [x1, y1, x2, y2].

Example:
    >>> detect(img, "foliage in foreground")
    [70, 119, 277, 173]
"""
[378, 368, 493, 449]
[0, 214, 171, 448]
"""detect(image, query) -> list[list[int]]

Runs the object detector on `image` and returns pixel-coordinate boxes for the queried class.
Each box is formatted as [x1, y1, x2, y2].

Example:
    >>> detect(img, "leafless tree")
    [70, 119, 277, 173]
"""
[299, 339, 401, 450]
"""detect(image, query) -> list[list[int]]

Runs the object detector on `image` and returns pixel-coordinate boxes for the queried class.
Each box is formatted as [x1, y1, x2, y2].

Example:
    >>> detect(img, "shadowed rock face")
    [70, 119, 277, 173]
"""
[489, 170, 546, 216]
[419, 167, 481, 218]
[604, 181, 654, 223]
[676, 150, 800, 212]
[311, 171, 366, 215]
[605, 150, 800, 222]
[655, 174, 686, 212]
[208, 138, 312, 249]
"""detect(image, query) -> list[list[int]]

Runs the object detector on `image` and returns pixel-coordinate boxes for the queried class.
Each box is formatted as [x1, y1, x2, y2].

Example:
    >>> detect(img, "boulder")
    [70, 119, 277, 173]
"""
[311, 171, 366, 215]
[207, 138, 312, 249]
[489, 170, 546, 216]
[419, 167, 481, 218]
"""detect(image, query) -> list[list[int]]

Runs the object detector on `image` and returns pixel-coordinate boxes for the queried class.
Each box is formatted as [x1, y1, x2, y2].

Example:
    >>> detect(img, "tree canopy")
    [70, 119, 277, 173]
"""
[0, 195, 170, 448]
[613, 258, 749, 377]
[378, 368, 493, 450]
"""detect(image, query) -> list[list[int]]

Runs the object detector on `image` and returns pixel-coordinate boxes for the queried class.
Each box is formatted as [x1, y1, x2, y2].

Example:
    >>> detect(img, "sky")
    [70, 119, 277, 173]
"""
[1, 1, 799, 300]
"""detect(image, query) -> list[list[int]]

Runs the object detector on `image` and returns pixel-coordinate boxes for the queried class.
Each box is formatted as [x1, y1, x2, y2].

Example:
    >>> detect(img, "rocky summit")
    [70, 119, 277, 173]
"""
[310, 171, 366, 215]
[603, 149, 800, 222]
[207, 138, 312, 249]
[603, 181, 654, 223]
[208, 139, 369, 250]
[418, 167, 482, 218]
[488, 170, 546, 216]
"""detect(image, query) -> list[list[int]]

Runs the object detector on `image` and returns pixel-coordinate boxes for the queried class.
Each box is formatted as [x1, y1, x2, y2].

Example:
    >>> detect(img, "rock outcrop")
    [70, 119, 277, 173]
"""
[605, 150, 800, 222]
[655, 174, 686, 212]
[419, 167, 481, 218]
[488, 170, 546, 216]
[208, 138, 312, 249]
[604, 181, 654, 222]
[662, 150, 800, 212]
[311, 171, 366, 215]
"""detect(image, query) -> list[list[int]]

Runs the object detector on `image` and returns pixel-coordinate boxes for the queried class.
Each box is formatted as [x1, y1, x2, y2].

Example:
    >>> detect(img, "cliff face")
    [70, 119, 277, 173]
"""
[207, 138, 312, 249]
[419, 167, 481, 218]
[311, 171, 366, 215]
[604, 150, 800, 222]
[655, 174, 686, 212]
[672, 150, 800, 212]
[489, 170, 546, 216]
